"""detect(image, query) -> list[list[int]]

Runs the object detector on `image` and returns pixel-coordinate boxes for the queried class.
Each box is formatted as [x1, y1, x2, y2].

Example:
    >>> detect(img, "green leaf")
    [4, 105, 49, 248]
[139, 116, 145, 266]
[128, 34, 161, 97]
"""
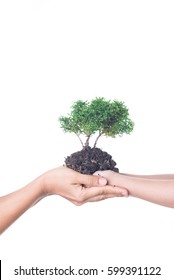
[58, 97, 134, 146]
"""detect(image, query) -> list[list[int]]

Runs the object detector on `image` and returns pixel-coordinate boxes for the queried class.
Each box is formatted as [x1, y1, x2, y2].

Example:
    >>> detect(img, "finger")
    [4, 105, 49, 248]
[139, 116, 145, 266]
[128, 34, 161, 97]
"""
[67, 185, 128, 205]
[68, 190, 127, 205]
[77, 174, 107, 187]
[112, 185, 128, 196]
[85, 192, 127, 203]
[79, 185, 128, 203]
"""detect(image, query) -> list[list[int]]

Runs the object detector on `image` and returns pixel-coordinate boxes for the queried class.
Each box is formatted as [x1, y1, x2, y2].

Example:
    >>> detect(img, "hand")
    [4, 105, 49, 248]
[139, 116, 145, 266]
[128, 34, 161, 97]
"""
[94, 170, 129, 194]
[42, 167, 128, 205]
[0, 167, 128, 234]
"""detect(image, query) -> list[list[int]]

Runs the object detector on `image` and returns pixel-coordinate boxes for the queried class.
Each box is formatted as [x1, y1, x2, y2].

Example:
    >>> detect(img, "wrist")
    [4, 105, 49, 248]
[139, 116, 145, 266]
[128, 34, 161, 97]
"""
[115, 174, 132, 195]
[31, 173, 49, 200]
[39, 169, 58, 196]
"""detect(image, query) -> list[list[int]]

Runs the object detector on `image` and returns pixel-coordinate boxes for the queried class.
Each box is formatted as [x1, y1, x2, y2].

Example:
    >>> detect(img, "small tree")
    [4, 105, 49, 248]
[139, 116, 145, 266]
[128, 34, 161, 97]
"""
[59, 97, 134, 148]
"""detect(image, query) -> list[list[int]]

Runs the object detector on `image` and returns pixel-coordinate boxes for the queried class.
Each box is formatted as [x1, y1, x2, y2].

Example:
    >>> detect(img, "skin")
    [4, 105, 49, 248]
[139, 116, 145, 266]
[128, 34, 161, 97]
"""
[95, 171, 174, 208]
[0, 166, 128, 235]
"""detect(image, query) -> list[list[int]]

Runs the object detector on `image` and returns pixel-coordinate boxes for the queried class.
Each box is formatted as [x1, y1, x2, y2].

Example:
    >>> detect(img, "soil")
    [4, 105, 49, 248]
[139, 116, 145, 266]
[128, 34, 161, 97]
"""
[65, 146, 119, 174]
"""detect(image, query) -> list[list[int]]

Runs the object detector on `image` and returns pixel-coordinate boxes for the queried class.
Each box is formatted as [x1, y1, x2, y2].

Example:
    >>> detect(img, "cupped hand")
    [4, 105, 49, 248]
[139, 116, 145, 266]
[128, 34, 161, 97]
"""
[42, 167, 128, 205]
[94, 170, 128, 193]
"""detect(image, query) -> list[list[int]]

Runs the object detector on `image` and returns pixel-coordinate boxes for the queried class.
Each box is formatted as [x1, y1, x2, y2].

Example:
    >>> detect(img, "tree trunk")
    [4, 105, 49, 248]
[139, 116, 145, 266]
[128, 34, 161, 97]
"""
[85, 135, 90, 147]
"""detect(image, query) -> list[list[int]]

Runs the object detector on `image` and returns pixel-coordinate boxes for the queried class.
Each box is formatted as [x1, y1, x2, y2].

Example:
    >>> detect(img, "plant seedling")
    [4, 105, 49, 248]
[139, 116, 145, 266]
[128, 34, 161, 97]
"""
[59, 97, 134, 174]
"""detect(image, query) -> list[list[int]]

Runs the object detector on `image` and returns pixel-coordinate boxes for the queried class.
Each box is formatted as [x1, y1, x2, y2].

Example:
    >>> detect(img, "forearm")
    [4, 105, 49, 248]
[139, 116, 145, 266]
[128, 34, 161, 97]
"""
[0, 176, 44, 235]
[119, 175, 174, 208]
[121, 173, 174, 179]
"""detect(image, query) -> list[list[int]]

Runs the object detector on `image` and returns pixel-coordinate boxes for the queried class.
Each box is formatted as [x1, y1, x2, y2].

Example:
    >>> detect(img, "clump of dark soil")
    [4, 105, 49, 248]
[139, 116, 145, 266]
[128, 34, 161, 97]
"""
[65, 146, 119, 174]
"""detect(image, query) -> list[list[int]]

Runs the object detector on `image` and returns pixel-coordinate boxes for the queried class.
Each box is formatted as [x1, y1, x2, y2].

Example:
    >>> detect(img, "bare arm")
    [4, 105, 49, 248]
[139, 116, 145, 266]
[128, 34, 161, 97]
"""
[0, 167, 127, 235]
[0, 176, 44, 235]
[96, 171, 174, 208]
[121, 173, 174, 179]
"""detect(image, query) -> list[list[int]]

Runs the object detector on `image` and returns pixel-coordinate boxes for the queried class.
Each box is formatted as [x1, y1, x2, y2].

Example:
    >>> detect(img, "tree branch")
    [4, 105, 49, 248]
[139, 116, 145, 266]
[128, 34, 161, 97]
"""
[93, 132, 102, 148]
[75, 133, 84, 148]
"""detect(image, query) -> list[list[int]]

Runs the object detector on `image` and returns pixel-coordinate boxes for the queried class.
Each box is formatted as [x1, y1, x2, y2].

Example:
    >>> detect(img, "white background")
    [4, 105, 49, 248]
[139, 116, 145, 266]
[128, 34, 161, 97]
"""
[0, 1, 174, 279]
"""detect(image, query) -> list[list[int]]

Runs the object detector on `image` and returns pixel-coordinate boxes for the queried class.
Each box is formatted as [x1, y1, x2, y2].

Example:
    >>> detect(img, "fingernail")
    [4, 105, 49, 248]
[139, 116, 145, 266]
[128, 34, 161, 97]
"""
[99, 177, 107, 186]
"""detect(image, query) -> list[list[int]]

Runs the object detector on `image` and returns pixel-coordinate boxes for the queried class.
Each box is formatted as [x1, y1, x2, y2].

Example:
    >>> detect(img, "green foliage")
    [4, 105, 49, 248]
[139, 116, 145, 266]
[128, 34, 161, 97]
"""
[59, 97, 134, 147]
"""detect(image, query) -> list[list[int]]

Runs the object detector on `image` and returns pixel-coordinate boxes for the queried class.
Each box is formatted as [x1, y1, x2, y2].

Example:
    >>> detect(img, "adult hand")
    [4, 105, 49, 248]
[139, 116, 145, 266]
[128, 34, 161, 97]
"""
[42, 167, 128, 205]
[0, 167, 128, 235]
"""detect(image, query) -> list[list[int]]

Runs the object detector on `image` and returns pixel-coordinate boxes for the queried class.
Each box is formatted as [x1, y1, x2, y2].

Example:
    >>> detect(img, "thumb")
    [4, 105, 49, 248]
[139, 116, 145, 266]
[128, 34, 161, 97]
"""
[78, 174, 107, 187]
